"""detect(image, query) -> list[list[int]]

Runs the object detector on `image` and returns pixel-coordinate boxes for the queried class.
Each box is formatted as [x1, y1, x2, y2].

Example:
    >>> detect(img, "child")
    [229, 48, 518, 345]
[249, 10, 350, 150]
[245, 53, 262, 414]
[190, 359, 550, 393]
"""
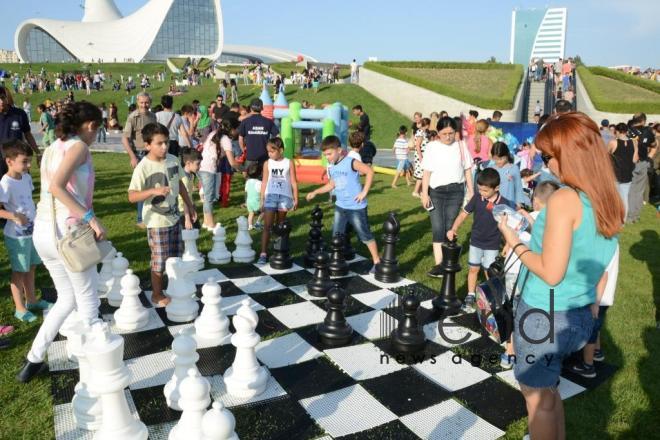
[500, 180, 560, 369]
[245, 163, 263, 230]
[412, 118, 430, 198]
[392, 125, 412, 187]
[348, 131, 363, 162]
[490, 142, 524, 208]
[128, 123, 196, 306]
[0, 140, 51, 322]
[306, 135, 381, 271]
[178, 148, 201, 229]
[37, 104, 56, 148]
[257, 138, 298, 265]
[446, 168, 515, 312]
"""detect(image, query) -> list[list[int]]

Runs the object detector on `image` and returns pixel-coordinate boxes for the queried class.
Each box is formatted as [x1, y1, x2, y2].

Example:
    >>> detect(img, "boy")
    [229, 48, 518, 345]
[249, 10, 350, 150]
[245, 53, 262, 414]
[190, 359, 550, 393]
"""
[0, 140, 50, 322]
[446, 168, 515, 312]
[178, 147, 201, 229]
[391, 125, 412, 187]
[128, 123, 196, 306]
[306, 135, 380, 271]
[347, 131, 363, 162]
[37, 104, 56, 148]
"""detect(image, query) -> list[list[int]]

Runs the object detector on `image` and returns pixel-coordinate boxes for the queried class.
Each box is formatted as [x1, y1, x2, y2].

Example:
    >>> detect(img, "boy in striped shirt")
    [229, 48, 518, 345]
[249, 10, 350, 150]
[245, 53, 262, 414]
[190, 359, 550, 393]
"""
[391, 125, 412, 187]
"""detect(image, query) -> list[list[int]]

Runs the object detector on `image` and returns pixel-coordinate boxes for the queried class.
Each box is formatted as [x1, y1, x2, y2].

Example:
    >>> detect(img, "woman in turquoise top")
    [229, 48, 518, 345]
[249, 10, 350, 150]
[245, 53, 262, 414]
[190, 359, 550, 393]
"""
[498, 112, 623, 440]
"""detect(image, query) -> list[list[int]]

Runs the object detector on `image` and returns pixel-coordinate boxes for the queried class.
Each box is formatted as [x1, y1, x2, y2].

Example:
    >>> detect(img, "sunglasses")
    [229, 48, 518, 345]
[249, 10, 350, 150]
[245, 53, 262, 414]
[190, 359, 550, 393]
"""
[541, 153, 553, 165]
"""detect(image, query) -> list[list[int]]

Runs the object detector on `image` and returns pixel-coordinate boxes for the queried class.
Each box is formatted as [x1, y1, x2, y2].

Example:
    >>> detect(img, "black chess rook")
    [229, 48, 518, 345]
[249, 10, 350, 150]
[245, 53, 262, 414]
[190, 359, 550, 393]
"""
[317, 282, 353, 347]
[307, 251, 333, 298]
[390, 294, 426, 354]
[304, 205, 325, 268]
[328, 233, 349, 277]
[432, 237, 462, 317]
[375, 212, 401, 283]
[269, 220, 292, 270]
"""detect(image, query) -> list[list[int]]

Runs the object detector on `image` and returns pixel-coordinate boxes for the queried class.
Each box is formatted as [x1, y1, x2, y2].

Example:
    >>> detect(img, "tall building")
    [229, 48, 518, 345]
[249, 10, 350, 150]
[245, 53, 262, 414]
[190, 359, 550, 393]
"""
[510, 7, 567, 65]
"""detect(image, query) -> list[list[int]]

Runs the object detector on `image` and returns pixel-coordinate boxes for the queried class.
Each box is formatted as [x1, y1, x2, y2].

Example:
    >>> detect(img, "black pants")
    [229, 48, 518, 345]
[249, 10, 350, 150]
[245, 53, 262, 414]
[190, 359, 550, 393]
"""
[168, 140, 181, 157]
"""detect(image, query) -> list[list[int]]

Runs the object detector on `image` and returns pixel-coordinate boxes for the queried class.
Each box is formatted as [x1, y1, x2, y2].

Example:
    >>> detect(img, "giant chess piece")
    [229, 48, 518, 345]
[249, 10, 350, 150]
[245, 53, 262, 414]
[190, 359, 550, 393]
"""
[317, 283, 353, 347]
[114, 269, 150, 331]
[97, 243, 117, 297]
[232, 216, 256, 263]
[390, 295, 426, 354]
[307, 251, 333, 298]
[59, 309, 81, 339]
[165, 327, 200, 411]
[169, 369, 211, 440]
[165, 257, 199, 322]
[343, 223, 356, 261]
[84, 322, 148, 440]
[194, 278, 231, 346]
[208, 223, 231, 265]
[328, 233, 349, 277]
[432, 237, 463, 317]
[303, 205, 325, 268]
[223, 300, 269, 398]
[375, 212, 401, 283]
[182, 228, 204, 271]
[269, 220, 292, 270]
[107, 252, 129, 307]
[201, 401, 239, 440]
[59, 309, 82, 360]
[70, 322, 102, 431]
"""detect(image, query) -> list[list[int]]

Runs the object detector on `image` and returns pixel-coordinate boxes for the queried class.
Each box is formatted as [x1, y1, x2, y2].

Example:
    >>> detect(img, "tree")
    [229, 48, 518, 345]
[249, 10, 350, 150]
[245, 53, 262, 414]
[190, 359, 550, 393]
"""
[573, 55, 584, 66]
[486, 56, 498, 64]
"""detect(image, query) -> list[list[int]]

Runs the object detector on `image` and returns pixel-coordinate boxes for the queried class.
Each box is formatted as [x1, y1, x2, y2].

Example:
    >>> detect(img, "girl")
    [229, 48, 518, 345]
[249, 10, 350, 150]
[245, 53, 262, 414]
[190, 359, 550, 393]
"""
[490, 142, 524, 208]
[18, 102, 107, 382]
[196, 105, 211, 142]
[199, 120, 234, 229]
[412, 118, 430, 198]
[467, 119, 491, 163]
[257, 138, 298, 265]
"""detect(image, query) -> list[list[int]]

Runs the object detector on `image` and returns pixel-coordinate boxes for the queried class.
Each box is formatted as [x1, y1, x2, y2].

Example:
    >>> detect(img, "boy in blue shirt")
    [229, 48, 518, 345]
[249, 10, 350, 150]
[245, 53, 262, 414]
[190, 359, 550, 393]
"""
[306, 135, 380, 271]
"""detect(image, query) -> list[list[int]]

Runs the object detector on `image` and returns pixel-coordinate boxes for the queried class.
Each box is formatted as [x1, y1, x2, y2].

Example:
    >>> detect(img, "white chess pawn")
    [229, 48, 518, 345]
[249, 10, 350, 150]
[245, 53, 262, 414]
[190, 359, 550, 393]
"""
[164, 327, 200, 411]
[182, 228, 204, 271]
[169, 369, 211, 440]
[201, 401, 239, 440]
[194, 278, 231, 346]
[165, 257, 199, 322]
[70, 322, 102, 430]
[97, 244, 117, 297]
[223, 300, 269, 398]
[107, 252, 129, 307]
[208, 223, 231, 265]
[231, 216, 255, 263]
[114, 270, 150, 331]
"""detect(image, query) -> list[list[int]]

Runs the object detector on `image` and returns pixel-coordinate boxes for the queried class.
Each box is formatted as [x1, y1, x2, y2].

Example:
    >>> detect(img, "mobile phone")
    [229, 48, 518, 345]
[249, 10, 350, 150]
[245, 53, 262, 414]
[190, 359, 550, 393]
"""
[425, 200, 435, 211]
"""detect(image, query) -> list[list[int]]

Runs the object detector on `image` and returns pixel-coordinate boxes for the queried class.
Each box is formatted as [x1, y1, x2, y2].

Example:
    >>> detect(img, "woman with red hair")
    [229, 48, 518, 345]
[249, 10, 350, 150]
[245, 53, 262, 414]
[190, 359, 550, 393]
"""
[498, 112, 623, 440]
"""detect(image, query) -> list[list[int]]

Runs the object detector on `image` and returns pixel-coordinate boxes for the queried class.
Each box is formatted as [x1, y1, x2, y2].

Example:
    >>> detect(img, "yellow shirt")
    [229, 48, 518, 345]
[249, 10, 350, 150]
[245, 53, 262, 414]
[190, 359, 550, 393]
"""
[178, 171, 195, 214]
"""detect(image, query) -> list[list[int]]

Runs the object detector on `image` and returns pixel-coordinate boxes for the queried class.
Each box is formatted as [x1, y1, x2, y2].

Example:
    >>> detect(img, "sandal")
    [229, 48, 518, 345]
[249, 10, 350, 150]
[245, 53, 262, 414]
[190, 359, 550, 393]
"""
[0, 325, 14, 336]
[14, 310, 37, 323]
[151, 296, 171, 307]
[26, 300, 53, 311]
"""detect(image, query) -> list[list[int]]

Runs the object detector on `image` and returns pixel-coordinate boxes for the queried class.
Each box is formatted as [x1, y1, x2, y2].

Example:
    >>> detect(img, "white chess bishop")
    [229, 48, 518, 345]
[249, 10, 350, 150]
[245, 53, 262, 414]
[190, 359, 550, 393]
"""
[168, 369, 211, 440]
[231, 216, 255, 263]
[164, 327, 200, 411]
[97, 243, 117, 297]
[194, 278, 231, 346]
[107, 252, 129, 307]
[208, 223, 231, 265]
[223, 300, 269, 398]
[201, 401, 239, 440]
[165, 257, 199, 322]
[70, 322, 102, 431]
[182, 228, 205, 271]
[114, 269, 150, 331]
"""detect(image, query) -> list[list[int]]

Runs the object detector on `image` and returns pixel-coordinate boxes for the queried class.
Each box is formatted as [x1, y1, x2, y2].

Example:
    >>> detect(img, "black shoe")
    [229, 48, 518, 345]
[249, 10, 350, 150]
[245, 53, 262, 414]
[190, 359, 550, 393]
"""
[0, 339, 10, 350]
[427, 264, 444, 278]
[568, 362, 596, 378]
[16, 359, 47, 383]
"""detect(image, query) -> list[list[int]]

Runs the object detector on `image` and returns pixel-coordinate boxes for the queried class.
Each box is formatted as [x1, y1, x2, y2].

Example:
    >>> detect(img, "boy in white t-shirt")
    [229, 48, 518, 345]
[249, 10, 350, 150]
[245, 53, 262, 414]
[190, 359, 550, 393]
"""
[347, 131, 363, 162]
[0, 140, 51, 323]
[391, 125, 412, 187]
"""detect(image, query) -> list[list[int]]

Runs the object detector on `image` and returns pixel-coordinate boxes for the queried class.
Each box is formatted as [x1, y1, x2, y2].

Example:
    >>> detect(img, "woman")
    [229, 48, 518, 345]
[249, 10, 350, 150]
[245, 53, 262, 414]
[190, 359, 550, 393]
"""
[607, 123, 637, 219]
[196, 105, 212, 142]
[498, 112, 622, 440]
[421, 117, 474, 277]
[17, 102, 106, 382]
[412, 118, 430, 198]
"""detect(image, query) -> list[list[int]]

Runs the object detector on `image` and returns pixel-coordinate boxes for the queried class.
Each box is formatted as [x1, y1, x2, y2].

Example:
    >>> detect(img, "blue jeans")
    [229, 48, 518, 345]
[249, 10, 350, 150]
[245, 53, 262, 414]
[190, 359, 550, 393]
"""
[332, 206, 374, 243]
[198, 171, 218, 214]
[135, 150, 147, 223]
[428, 183, 464, 243]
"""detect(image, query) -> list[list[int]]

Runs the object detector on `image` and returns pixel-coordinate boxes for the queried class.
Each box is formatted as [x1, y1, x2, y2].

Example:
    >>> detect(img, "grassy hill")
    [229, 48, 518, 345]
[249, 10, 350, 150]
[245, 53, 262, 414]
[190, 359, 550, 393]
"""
[577, 66, 660, 114]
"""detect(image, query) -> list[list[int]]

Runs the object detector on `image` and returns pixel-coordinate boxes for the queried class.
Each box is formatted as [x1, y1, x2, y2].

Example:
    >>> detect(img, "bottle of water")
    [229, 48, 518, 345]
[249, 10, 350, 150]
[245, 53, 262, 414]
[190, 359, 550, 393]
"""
[492, 204, 530, 236]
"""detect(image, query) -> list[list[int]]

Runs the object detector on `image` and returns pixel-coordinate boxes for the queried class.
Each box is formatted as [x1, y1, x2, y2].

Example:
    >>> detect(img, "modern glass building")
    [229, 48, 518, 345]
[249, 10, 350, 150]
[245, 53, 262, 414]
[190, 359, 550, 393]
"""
[510, 7, 567, 65]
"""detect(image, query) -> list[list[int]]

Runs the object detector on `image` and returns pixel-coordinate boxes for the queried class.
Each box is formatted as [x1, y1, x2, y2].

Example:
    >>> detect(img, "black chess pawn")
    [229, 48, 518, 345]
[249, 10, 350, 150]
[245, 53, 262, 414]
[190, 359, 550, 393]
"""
[432, 237, 462, 317]
[343, 223, 356, 261]
[375, 212, 401, 283]
[390, 294, 426, 354]
[307, 251, 333, 298]
[269, 220, 292, 270]
[304, 206, 325, 268]
[317, 283, 353, 347]
[328, 233, 348, 277]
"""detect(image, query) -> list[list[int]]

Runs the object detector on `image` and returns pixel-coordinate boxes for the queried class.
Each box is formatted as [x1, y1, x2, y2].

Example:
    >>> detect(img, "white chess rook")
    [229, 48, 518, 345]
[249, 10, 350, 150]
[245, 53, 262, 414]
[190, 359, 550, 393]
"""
[165, 257, 199, 322]
[97, 244, 116, 296]
[84, 322, 148, 440]
[107, 252, 130, 307]
[114, 269, 150, 331]
[231, 216, 255, 263]
[201, 401, 239, 440]
[70, 322, 102, 431]
[223, 300, 269, 398]
[208, 223, 231, 265]
[194, 278, 231, 346]
[164, 327, 200, 411]
[182, 228, 205, 271]
[168, 369, 211, 440]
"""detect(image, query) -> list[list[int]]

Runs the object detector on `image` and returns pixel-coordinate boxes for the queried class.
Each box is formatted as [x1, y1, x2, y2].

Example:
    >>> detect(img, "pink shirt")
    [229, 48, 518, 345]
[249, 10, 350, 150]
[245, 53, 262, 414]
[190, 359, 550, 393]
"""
[466, 134, 491, 162]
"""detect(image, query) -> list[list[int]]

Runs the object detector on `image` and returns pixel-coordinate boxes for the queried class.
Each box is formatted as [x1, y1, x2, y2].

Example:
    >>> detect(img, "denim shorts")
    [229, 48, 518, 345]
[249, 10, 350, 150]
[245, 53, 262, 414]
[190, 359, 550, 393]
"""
[396, 159, 410, 172]
[332, 206, 374, 243]
[468, 245, 499, 269]
[264, 193, 293, 212]
[5, 236, 42, 272]
[513, 297, 593, 388]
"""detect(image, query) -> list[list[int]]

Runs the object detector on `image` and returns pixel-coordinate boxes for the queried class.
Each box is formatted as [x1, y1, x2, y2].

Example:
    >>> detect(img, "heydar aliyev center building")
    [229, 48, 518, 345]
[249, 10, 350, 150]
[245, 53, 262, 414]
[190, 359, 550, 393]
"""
[14, 0, 316, 64]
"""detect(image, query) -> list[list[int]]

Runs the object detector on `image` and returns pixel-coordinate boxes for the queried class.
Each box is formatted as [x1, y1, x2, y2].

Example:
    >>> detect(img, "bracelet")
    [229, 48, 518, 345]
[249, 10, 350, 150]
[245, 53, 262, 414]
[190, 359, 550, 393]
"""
[519, 249, 531, 259]
[82, 209, 95, 224]
[512, 242, 526, 254]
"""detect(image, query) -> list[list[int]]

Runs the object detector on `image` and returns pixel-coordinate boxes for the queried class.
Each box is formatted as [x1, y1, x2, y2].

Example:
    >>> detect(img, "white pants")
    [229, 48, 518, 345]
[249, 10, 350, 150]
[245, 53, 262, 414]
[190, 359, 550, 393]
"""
[27, 219, 100, 363]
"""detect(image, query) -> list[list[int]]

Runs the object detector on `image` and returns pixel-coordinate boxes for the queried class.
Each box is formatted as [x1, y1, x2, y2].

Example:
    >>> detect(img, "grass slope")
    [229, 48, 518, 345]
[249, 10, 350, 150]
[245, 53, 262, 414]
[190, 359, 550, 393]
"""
[578, 66, 660, 114]
[0, 153, 658, 438]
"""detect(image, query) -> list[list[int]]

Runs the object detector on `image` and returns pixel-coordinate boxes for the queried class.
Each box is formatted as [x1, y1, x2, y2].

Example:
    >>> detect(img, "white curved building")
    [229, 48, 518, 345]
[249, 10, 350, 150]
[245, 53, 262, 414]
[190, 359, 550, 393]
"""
[510, 7, 567, 65]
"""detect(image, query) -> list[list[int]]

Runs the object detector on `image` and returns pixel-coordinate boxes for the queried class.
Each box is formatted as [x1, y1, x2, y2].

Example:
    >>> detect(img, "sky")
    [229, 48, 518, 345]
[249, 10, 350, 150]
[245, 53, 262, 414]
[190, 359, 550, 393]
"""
[3, 0, 659, 68]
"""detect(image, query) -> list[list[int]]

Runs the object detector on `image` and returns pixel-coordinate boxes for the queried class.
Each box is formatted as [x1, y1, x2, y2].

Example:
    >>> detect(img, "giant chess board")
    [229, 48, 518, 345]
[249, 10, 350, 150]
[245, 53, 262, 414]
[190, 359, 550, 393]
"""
[44, 255, 617, 440]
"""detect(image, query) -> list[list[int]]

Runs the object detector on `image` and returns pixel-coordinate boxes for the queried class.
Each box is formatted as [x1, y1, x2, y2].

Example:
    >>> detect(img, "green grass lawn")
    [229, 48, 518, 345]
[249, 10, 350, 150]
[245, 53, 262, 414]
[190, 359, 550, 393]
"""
[577, 66, 660, 114]
[0, 153, 658, 438]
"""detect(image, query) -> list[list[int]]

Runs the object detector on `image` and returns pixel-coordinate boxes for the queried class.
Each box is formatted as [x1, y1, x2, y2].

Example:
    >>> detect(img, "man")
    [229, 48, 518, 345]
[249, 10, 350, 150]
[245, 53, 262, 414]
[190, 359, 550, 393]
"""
[352, 105, 371, 141]
[491, 110, 503, 122]
[350, 59, 359, 83]
[627, 113, 657, 223]
[156, 95, 191, 157]
[238, 98, 279, 176]
[554, 99, 572, 114]
[122, 92, 157, 228]
[0, 86, 40, 176]
[212, 95, 230, 122]
[599, 119, 614, 145]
